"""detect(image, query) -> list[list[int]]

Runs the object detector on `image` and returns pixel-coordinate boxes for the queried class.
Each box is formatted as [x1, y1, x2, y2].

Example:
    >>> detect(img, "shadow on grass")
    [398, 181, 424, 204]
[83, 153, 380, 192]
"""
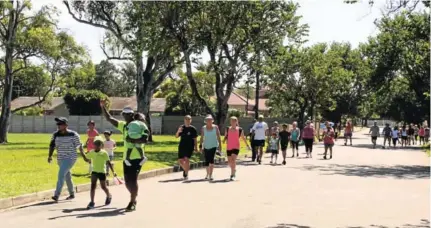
[343, 219, 430, 228]
[266, 223, 312, 228]
[48, 208, 125, 220]
[293, 164, 430, 179]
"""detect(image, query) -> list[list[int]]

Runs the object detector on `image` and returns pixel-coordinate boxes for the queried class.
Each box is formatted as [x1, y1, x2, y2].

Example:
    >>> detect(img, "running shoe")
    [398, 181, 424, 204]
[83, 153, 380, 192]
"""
[105, 195, 112, 205]
[323, 156, 327, 160]
[87, 202, 95, 210]
[184, 174, 189, 181]
[230, 175, 236, 181]
[282, 160, 286, 165]
[183, 171, 186, 178]
[125, 202, 136, 212]
[270, 161, 273, 164]
[66, 195, 75, 200]
[329, 155, 332, 159]
[209, 176, 214, 181]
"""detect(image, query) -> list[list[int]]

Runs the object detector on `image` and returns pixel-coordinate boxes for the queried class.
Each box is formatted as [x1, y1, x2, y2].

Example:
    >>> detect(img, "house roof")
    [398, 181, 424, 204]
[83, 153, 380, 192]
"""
[109, 96, 166, 113]
[10, 96, 166, 113]
[10, 97, 64, 111]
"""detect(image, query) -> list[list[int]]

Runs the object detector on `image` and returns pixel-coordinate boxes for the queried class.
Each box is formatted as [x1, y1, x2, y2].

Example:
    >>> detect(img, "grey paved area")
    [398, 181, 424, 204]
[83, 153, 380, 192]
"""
[1, 129, 429, 228]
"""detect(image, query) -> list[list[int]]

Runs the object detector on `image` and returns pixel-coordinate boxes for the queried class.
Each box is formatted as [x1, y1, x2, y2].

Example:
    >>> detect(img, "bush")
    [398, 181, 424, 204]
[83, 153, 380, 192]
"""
[228, 108, 244, 118]
[63, 89, 108, 115]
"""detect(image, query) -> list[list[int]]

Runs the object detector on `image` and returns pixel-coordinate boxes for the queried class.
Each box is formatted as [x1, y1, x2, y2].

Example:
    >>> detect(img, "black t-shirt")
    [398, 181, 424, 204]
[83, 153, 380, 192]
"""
[179, 125, 198, 148]
[279, 131, 290, 145]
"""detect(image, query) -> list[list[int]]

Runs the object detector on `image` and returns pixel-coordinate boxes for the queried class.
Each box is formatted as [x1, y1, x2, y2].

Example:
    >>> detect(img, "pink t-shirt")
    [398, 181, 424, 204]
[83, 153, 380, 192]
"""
[345, 124, 352, 133]
[419, 128, 425, 136]
[323, 128, 335, 145]
[302, 126, 314, 139]
[227, 127, 241, 150]
[86, 129, 99, 151]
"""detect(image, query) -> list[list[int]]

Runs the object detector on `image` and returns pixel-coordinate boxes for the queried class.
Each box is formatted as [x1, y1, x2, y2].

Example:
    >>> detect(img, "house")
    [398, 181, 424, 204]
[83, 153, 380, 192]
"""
[10, 96, 166, 116]
[211, 92, 269, 116]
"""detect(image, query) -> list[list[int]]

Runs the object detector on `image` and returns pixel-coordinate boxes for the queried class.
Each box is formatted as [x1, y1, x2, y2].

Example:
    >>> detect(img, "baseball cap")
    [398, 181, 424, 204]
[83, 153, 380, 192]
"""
[258, 115, 264, 119]
[54, 117, 68, 125]
[103, 130, 113, 135]
[122, 107, 134, 114]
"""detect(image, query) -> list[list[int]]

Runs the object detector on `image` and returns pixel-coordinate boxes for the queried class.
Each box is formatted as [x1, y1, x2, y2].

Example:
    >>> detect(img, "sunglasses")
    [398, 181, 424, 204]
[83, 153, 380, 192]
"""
[56, 122, 66, 126]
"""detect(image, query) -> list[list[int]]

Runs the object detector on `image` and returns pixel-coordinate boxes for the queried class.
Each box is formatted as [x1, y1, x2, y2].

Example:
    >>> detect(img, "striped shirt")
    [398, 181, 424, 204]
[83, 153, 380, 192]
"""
[49, 129, 81, 160]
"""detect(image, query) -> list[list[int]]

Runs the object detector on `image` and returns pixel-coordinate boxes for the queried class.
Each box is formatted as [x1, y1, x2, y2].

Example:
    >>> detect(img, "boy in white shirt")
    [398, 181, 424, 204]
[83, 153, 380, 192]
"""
[103, 130, 116, 175]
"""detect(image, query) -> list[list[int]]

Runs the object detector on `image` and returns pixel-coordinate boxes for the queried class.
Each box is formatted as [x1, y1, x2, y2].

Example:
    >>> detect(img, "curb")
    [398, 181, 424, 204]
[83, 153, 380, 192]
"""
[0, 157, 226, 211]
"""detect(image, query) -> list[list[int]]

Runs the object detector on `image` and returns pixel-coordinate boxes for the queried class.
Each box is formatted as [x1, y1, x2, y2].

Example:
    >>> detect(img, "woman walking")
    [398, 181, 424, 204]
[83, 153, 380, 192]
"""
[302, 120, 315, 158]
[199, 115, 222, 180]
[224, 116, 250, 181]
[322, 122, 335, 160]
[344, 120, 354, 146]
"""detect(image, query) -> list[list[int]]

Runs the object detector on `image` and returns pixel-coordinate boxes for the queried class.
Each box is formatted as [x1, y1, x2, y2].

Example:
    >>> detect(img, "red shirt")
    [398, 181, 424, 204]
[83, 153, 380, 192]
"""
[86, 129, 99, 152]
[302, 126, 314, 139]
[323, 128, 335, 145]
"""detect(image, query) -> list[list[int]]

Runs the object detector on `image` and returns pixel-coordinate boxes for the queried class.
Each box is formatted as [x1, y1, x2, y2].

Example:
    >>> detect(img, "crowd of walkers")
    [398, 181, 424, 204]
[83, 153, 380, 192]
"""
[369, 122, 430, 149]
[47, 104, 427, 212]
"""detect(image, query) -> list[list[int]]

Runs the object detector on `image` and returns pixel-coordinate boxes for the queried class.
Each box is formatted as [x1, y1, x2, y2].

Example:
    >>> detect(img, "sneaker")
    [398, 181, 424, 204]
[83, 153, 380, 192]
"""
[296, 153, 299, 157]
[66, 195, 75, 200]
[258, 160, 261, 165]
[105, 195, 112, 205]
[87, 202, 95, 210]
[51, 195, 59, 202]
[230, 175, 236, 181]
[329, 155, 332, 159]
[209, 176, 214, 181]
[184, 174, 188, 181]
[282, 160, 286, 165]
[270, 161, 273, 164]
[125, 202, 136, 212]
[344, 142, 347, 146]
[182, 171, 186, 178]
[323, 156, 327, 160]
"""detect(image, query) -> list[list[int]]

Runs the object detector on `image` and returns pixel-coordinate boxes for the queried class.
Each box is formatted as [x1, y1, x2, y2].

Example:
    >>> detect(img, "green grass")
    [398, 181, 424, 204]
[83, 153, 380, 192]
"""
[0, 133, 231, 199]
[423, 143, 430, 157]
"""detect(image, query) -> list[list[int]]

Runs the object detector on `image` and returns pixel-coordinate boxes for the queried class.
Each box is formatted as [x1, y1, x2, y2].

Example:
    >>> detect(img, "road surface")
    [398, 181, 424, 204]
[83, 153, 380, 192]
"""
[1, 129, 429, 228]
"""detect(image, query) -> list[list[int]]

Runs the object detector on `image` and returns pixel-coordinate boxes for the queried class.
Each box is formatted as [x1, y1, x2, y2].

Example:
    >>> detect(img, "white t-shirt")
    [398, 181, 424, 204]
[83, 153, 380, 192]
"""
[392, 130, 399, 139]
[104, 140, 116, 156]
[252, 121, 269, 140]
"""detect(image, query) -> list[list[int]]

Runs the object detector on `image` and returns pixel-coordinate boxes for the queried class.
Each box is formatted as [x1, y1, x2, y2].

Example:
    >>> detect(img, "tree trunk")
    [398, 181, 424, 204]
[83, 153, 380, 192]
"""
[254, 70, 260, 119]
[136, 56, 156, 143]
[0, 48, 14, 143]
[0, 8, 18, 143]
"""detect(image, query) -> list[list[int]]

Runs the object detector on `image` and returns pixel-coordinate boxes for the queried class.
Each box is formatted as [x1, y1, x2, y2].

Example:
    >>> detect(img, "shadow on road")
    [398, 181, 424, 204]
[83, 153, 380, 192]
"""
[48, 208, 125, 220]
[343, 219, 430, 228]
[16, 200, 69, 210]
[266, 223, 312, 228]
[158, 178, 185, 183]
[293, 164, 430, 179]
[349, 143, 424, 151]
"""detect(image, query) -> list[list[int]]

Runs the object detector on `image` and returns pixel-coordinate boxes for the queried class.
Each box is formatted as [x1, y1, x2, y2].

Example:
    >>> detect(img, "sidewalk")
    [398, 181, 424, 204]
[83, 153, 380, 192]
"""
[0, 130, 429, 228]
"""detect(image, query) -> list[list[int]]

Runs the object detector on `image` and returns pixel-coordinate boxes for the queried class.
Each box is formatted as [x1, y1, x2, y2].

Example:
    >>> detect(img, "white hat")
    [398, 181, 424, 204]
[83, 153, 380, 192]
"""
[205, 115, 213, 120]
[122, 107, 134, 114]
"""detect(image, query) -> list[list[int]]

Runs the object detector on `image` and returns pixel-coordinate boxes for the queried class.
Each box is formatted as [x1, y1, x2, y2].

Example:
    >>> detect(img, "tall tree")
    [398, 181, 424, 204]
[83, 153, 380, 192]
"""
[0, 1, 88, 142]
[64, 1, 181, 141]
[157, 1, 306, 130]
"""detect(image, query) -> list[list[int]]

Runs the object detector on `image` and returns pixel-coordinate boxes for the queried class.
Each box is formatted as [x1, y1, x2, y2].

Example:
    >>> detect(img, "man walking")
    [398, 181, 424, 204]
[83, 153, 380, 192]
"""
[382, 123, 392, 149]
[49, 117, 86, 202]
[100, 101, 148, 212]
[369, 121, 380, 149]
[249, 119, 258, 162]
[251, 115, 269, 165]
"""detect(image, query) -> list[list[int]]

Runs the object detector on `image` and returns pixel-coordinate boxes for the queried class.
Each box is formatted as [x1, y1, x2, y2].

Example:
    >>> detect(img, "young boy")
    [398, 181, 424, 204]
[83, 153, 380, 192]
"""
[278, 124, 290, 165]
[125, 113, 148, 167]
[269, 132, 280, 164]
[81, 136, 116, 209]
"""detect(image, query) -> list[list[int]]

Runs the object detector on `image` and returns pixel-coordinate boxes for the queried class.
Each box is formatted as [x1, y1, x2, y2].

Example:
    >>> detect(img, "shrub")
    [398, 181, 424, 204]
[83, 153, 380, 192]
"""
[63, 89, 108, 115]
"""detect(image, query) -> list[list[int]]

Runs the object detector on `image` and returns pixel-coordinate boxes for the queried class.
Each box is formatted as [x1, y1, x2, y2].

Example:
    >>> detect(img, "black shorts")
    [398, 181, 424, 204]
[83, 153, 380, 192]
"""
[402, 136, 408, 140]
[227, 149, 239, 156]
[123, 159, 142, 182]
[178, 146, 194, 159]
[371, 136, 377, 140]
[271, 150, 279, 154]
[91, 172, 107, 181]
[291, 141, 299, 149]
[204, 147, 217, 166]
[253, 140, 265, 147]
[280, 142, 288, 151]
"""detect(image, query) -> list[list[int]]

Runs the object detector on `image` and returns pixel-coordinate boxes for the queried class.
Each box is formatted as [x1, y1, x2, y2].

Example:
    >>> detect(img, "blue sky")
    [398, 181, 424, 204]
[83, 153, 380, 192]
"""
[32, 0, 389, 64]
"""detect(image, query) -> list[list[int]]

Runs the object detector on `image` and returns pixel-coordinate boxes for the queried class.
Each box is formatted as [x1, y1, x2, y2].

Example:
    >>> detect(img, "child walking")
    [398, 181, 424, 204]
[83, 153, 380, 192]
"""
[81, 136, 116, 209]
[86, 120, 99, 174]
[103, 130, 116, 176]
[269, 132, 280, 164]
[278, 124, 290, 165]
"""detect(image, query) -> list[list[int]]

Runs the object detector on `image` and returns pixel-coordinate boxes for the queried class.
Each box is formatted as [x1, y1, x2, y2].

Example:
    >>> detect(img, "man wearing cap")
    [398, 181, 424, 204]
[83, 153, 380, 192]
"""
[100, 101, 149, 212]
[48, 117, 86, 202]
[251, 115, 269, 164]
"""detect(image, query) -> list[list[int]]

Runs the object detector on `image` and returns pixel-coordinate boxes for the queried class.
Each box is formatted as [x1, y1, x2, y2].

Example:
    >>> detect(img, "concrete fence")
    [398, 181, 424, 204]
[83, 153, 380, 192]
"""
[9, 115, 163, 134]
[8, 115, 296, 135]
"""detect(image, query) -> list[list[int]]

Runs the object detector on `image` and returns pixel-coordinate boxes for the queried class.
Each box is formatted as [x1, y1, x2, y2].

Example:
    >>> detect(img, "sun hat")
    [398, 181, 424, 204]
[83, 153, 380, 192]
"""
[205, 115, 214, 120]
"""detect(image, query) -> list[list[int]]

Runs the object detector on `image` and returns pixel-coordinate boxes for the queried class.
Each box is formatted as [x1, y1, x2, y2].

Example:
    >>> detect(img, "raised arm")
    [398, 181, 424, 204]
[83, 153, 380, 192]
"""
[100, 100, 119, 128]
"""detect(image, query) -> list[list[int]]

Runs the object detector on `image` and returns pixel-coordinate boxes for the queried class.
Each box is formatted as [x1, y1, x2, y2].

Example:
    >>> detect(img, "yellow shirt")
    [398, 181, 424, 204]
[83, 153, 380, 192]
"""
[86, 149, 110, 173]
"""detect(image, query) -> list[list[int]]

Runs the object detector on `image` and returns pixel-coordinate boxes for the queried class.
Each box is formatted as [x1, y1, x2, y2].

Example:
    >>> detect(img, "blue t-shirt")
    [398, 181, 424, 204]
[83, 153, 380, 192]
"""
[291, 129, 300, 142]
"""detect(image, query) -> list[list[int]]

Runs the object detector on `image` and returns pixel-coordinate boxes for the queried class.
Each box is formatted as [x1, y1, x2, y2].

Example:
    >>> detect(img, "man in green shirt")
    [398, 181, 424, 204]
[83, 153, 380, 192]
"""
[100, 100, 148, 212]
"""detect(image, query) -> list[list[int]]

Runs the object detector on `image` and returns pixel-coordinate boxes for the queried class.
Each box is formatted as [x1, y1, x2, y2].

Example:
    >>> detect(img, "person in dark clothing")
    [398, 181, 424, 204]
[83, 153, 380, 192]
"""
[175, 115, 198, 180]
[278, 124, 290, 165]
